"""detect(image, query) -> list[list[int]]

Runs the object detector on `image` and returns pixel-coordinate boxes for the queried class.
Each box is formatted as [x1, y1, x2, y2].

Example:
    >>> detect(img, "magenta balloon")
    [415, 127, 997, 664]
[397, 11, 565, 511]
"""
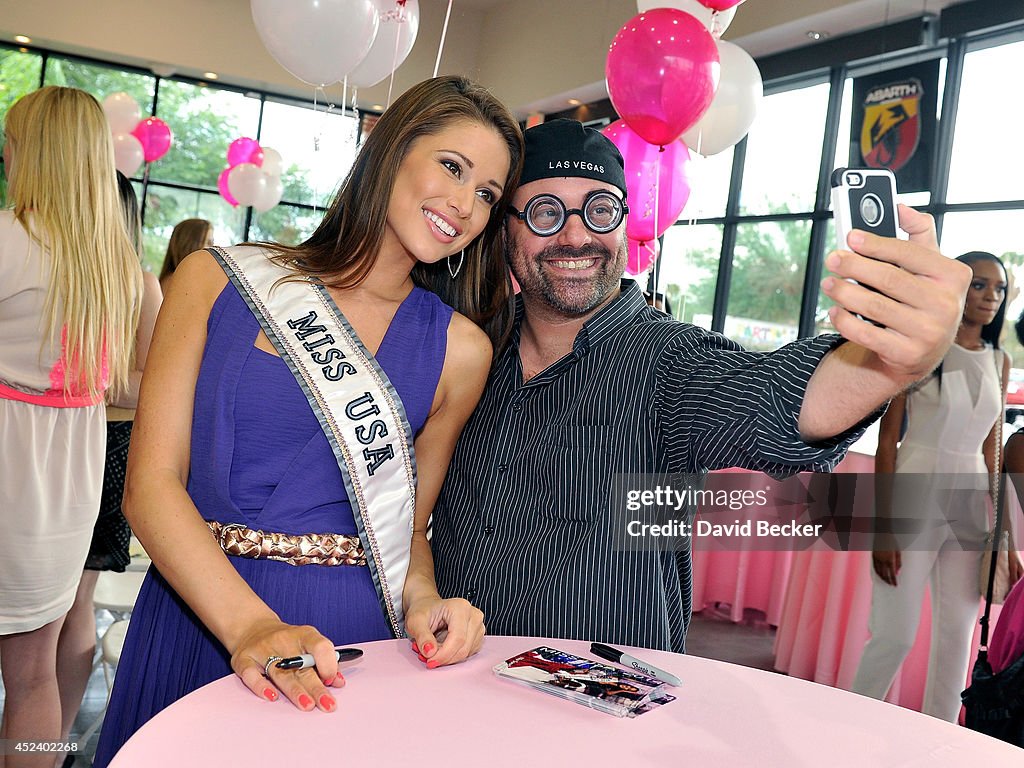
[218, 167, 239, 207]
[698, 0, 743, 10]
[131, 117, 173, 163]
[626, 238, 660, 277]
[606, 8, 720, 146]
[603, 120, 692, 243]
[227, 137, 264, 168]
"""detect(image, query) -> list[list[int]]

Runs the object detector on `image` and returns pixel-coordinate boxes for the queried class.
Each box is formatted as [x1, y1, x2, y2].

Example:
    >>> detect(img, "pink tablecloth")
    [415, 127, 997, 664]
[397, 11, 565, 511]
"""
[773, 451, 1019, 713]
[692, 546, 793, 625]
[691, 468, 794, 625]
[109, 636, 1020, 767]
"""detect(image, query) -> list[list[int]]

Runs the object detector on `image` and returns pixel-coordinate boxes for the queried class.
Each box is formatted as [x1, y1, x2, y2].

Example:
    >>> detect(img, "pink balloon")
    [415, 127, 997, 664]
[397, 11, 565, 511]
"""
[131, 117, 173, 162]
[698, 0, 743, 10]
[218, 167, 239, 207]
[227, 137, 264, 168]
[626, 238, 660, 277]
[606, 9, 720, 146]
[603, 120, 692, 242]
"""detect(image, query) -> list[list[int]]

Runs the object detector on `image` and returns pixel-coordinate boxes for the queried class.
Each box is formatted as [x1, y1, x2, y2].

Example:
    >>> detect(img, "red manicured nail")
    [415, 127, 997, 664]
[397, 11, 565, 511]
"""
[319, 694, 336, 711]
[298, 694, 314, 709]
[263, 687, 277, 701]
[423, 643, 434, 655]
[411, 642, 419, 653]
[322, 675, 335, 686]
[426, 659, 440, 669]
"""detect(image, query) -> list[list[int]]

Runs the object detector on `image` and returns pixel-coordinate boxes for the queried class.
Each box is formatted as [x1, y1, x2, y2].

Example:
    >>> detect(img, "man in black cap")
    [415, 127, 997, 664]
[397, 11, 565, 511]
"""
[431, 119, 970, 653]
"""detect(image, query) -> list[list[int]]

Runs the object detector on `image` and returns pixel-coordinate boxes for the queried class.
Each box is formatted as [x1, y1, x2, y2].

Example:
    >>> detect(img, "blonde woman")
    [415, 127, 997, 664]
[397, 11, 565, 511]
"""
[158, 217, 212, 293]
[54, 172, 163, 756]
[0, 86, 141, 765]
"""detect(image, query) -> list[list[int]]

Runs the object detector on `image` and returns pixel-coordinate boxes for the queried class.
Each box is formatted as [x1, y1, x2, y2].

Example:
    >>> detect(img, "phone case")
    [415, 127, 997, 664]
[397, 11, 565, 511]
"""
[493, 646, 671, 718]
[831, 167, 898, 248]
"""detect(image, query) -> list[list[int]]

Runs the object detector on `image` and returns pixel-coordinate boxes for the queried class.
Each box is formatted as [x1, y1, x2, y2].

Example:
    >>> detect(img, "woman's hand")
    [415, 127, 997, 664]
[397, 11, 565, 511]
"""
[405, 596, 485, 669]
[872, 549, 902, 586]
[1009, 548, 1024, 587]
[230, 618, 345, 711]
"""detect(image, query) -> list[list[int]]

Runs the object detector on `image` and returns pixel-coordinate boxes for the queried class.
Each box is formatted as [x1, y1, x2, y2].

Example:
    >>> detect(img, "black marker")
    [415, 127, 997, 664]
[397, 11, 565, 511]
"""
[590, 642, 682, 686]
[276, 647, 363, 670]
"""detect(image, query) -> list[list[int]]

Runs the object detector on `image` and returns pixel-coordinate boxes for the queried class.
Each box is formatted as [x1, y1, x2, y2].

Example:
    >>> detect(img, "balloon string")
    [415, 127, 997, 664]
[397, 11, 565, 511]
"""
[433, 0, 454, 78]
[386, 4, 405, 108]
[689, 129, 702, 227]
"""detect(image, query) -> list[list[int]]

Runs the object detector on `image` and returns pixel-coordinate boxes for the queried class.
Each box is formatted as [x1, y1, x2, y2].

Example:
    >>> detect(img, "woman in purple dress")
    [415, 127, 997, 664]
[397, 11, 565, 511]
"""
[95, 76, 523, 764]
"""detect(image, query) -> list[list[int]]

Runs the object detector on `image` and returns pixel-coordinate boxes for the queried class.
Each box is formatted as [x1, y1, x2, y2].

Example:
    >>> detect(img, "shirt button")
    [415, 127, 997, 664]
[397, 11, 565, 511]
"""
[484, 526, 495, 535]
[497, 464, 508, 473]
[512, 403, 522, 413]
[466, 588, 477, 600]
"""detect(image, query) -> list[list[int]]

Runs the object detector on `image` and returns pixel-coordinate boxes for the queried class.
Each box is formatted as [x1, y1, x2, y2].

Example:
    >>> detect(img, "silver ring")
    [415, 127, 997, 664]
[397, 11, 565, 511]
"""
[263, 655, 283, 677]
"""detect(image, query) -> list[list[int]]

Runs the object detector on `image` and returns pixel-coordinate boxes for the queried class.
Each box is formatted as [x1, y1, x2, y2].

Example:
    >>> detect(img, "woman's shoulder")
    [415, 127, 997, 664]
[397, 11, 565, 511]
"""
[163, 248, 229, 310]
[445, 310, 492, 371]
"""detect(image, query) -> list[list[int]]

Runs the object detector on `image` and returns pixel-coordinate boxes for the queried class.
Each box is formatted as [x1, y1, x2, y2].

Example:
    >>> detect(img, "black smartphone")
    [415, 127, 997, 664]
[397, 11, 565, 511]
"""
[830, 167, 899, 326]
[831, 167, 898, 247]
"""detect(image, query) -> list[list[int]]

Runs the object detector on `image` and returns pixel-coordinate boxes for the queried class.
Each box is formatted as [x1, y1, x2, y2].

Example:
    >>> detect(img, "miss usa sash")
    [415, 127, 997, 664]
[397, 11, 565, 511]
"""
[209, 245, 415, 638]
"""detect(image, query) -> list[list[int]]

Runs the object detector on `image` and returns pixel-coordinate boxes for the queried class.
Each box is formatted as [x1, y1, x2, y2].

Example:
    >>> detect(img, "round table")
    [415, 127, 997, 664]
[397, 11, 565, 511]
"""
[108, 636, 1020, 766]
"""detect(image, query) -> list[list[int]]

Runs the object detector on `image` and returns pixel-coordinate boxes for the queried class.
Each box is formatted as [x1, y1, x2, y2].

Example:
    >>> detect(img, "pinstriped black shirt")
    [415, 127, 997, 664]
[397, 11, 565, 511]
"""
[432, 280, 870, 653]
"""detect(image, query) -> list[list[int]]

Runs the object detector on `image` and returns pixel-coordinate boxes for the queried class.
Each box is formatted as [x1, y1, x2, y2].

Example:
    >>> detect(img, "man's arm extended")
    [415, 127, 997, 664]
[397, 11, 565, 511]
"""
[798, 206, 971, 442]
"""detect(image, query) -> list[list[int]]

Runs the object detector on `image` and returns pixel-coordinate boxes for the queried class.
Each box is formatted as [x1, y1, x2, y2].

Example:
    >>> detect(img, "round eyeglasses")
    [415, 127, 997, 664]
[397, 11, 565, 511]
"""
[506, 190, 628, 237]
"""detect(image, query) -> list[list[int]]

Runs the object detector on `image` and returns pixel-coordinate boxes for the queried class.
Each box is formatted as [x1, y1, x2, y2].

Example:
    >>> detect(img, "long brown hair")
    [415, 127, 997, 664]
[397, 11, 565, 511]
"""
[160, 218, 212, 281]
[270, 75, 523, 351]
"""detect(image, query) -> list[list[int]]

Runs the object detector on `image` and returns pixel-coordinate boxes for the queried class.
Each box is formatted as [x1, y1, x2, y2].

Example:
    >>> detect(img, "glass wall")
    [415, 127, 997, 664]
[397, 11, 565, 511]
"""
[0, 45, 360, 274]
[654, 23, 1024, 356]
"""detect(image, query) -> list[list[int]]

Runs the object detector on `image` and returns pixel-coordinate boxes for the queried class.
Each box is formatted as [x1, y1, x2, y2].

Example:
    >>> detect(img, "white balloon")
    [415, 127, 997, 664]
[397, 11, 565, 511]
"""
[103, 92, 141, 135]
[251, 0, 380, 86]
[260, 147, 284, 177]
[348, 0, 420, 89]
[683, 40, 763, 157]
[253, 173, 285, 213]
[636, 1, 736, 37]
[228, 163, 268, 207]
[112, 133, 145, 177]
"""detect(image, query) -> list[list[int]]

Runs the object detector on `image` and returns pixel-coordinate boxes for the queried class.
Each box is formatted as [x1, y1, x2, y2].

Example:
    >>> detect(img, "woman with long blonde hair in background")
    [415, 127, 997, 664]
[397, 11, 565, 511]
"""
[0, 86, 141, 766]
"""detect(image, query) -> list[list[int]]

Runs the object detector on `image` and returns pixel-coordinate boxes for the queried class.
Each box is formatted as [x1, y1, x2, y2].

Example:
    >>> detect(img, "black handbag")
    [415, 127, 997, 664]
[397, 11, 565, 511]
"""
[960, 452, 1024, 747]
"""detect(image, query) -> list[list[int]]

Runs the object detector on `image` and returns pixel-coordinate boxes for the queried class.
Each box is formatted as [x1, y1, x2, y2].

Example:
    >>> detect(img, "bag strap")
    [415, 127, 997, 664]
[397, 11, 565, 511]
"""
[981, 348, 1007, 649]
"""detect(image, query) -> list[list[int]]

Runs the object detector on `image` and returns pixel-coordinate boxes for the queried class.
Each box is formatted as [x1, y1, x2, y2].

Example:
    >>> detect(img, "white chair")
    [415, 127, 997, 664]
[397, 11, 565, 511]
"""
[125, 535, 152, 573]
[93, 569, 146, 622]
[79, 619, 130, 745]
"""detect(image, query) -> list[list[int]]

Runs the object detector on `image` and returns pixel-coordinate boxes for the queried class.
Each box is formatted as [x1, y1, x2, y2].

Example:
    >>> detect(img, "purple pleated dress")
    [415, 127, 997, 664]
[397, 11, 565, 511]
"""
[94, 280, 451, 766]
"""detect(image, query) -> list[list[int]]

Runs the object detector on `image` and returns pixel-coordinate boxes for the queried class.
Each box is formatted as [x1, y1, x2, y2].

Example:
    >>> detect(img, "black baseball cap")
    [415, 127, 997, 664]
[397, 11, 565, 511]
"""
[520, 119, 627, 199]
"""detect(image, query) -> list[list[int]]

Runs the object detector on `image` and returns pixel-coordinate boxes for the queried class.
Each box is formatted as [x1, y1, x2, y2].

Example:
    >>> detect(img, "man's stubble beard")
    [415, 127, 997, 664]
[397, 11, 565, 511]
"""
[506, 231, 628, 318]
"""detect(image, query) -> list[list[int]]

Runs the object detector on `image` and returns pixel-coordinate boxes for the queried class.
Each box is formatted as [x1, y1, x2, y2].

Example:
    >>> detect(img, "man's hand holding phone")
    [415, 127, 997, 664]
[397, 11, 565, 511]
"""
[821, 177, 971, 389]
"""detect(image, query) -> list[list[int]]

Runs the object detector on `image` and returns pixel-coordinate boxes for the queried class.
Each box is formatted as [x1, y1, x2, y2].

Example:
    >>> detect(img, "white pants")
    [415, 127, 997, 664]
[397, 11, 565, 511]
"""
[851, 545, 983, 722]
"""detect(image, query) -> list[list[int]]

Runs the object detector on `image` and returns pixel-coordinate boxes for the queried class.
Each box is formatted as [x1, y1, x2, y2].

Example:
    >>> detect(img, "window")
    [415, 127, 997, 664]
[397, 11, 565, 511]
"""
[146, 81, 261, 187]
[725, 221, 811, 350]
[0, 47, 44, 204]
[658, 223, 723, 326]
[947, 39, 1024, 204]
[259, 98, 360, 209]
[142, 186, 245, 275]
[44, 56, 156, 115]
[739, 81, 831, 216]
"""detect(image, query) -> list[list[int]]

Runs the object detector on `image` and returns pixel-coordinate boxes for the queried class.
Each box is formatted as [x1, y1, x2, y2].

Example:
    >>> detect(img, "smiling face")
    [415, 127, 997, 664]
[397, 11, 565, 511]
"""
[505, 176, 628, 318]
[963, 258, 1007, 328]
[383, 120, 510, 266]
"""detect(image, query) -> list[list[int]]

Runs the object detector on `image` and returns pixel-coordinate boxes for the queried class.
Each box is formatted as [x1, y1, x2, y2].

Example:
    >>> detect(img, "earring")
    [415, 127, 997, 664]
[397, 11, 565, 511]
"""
[448, 249, 465, 279]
